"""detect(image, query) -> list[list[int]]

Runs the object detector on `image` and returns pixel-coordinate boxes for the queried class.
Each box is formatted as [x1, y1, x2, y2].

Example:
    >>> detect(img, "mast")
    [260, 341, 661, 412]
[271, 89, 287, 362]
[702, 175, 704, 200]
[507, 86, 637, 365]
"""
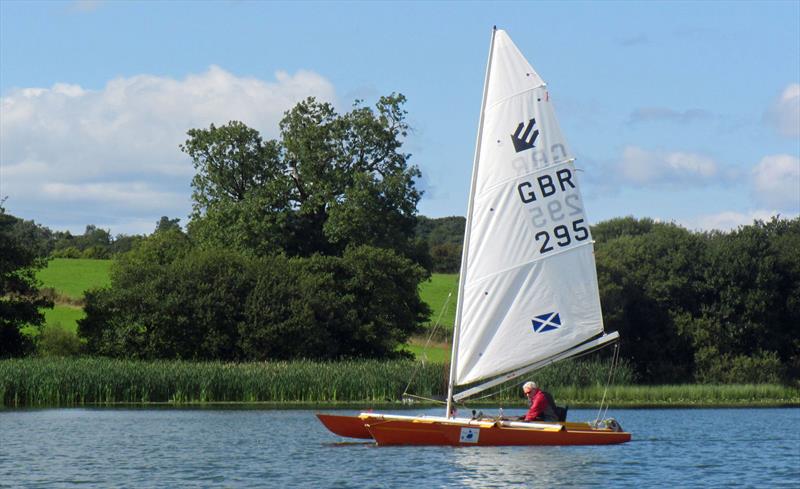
[446, 26, 497, 418]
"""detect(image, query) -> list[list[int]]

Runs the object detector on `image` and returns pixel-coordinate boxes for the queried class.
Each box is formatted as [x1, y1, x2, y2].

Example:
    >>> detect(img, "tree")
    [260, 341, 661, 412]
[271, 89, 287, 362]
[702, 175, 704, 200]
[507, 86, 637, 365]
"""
[241, 246, 428, 360]
[80, 236, 429, 361]
[154, 216, 182, 234]
[81, 95, 433, 361]
[79, 229, 252, 360]
[689, 218, 800, 382]
[0, 205, 53, 357]
[182, 94, 425, 264]
[594, 219, 706, 382]
[416, 216, 465, 272]
[592, 216, 657, 244]
[6, 215, 54, 257]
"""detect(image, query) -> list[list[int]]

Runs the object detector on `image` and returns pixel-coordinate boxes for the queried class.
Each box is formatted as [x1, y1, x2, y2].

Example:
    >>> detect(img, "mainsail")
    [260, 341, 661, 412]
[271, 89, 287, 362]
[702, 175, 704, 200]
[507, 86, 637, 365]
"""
[449, 29, 610, 399]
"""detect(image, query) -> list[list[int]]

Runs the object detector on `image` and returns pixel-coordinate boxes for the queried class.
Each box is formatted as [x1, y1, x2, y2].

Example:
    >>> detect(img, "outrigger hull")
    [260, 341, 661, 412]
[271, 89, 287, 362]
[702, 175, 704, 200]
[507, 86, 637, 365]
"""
[317, 413, 631, 446]
[316, 413, 373, 439]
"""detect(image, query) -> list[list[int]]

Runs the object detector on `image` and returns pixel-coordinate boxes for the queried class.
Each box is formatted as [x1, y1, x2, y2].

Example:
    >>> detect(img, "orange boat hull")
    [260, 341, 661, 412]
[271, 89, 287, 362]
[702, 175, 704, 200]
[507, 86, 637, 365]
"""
[317, 413, 631, 446]
[316, 413, 373, 439]
[365, 419, 631, 446]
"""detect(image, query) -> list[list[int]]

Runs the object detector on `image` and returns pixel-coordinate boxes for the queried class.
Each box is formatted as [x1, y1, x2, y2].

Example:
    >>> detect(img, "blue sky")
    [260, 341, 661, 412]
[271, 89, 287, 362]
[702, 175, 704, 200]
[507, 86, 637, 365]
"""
[1, 0, 798, 235]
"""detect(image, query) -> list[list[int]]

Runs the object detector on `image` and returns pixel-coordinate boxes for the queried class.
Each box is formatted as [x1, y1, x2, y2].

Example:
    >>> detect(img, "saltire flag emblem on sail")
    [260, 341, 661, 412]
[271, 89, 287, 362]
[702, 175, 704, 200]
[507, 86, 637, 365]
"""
[532, 312, 561, 333]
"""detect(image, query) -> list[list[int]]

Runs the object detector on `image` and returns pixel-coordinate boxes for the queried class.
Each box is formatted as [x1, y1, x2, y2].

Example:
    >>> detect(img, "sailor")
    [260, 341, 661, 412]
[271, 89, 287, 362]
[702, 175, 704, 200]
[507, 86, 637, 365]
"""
[520, 381, 559, 422]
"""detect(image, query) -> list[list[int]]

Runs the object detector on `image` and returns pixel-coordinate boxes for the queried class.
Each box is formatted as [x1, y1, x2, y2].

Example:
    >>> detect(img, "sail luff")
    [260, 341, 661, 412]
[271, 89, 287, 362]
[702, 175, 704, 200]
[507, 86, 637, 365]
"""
[446, 26, 498, 418]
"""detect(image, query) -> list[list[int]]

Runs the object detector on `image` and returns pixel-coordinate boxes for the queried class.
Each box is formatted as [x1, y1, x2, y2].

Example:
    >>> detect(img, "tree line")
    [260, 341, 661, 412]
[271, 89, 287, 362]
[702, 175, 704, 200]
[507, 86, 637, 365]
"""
[1, 94, 797, 385]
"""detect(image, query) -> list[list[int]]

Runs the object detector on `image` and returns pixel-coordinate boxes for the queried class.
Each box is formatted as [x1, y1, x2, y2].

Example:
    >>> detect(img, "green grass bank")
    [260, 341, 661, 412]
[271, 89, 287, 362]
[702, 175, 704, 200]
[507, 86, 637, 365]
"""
[33, 258, 112, 334]
[36, 258, 112, 300]
[418, 273, 458, 336]
[3, 357, 797, 408]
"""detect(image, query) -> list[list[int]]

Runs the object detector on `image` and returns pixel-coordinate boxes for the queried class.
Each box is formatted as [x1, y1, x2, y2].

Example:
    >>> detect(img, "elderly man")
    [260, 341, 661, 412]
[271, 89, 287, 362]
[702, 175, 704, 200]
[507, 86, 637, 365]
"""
[520, 381, 559, 422]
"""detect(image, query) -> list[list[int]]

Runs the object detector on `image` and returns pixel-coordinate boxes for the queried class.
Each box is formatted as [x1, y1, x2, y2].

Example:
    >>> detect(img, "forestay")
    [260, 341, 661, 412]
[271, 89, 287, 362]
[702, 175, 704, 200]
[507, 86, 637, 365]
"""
[454, 30, 605, 387]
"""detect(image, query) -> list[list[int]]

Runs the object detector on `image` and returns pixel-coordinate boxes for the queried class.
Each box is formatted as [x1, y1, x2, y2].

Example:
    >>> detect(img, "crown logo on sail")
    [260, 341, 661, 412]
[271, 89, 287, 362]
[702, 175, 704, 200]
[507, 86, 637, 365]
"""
[511, 118, 539, 153]
[532, 312, 561, 333]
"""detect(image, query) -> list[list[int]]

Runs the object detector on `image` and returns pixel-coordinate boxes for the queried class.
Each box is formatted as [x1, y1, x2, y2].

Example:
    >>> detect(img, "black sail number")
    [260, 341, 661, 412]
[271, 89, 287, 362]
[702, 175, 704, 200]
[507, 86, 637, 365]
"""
[573, 219, 589, 241]
[535, 231, 553, 253]
[553, 225, 571, 246]
[535, 218, 590, 255]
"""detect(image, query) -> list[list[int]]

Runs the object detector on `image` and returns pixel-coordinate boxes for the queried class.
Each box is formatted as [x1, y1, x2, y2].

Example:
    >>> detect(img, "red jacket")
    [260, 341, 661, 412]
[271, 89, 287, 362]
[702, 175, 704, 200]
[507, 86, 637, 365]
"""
[524, 389, 557, 421]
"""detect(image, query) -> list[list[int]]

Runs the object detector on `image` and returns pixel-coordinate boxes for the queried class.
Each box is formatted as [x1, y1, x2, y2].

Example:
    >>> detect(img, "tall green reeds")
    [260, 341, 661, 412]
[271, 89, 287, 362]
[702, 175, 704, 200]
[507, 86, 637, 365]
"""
[2, 357, 796, 408]
[0, 357, 447, 407]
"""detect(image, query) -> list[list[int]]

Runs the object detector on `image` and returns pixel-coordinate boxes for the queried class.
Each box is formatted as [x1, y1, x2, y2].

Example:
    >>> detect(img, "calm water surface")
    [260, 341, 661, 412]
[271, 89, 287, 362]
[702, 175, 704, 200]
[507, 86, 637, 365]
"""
[1, 407, 798, 488]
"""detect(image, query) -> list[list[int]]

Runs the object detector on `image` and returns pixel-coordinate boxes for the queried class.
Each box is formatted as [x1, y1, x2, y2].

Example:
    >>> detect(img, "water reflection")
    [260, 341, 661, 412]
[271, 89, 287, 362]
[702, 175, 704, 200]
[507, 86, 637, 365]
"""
[451, 445, 609, 488]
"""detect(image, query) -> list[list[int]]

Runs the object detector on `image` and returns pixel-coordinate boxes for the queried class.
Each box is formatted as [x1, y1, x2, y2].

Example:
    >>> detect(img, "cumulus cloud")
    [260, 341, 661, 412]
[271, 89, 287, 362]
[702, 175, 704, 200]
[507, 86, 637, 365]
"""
[627, 107, 711, 125]
[616, 146, 724, 186]
[751, 154, 800, 210]
[0, 66, 336, 234]
[764, 83, 800, 138]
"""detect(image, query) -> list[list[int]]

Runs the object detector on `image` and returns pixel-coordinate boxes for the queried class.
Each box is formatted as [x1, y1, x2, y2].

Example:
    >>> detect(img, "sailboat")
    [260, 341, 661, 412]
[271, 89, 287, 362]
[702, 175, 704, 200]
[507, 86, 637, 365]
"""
[317, 28, 630, 446]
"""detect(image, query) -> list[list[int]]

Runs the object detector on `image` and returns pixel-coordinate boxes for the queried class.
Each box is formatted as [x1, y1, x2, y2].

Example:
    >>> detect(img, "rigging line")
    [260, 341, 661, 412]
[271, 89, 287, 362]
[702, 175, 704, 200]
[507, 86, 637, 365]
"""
[469, 380, 518, 402]
[602, 343, 621, 421]
[402, 291, 454, 397]
[402, 393, 447, 405]
[595, 342, 620, 424]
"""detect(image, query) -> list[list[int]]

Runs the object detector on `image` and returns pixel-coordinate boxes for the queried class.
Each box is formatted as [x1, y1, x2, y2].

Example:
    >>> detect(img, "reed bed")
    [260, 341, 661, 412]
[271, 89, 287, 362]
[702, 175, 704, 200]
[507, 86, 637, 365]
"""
[0, 357, 446, 407]
[2, 357, 796, 407]
[552, 384, 800, 407]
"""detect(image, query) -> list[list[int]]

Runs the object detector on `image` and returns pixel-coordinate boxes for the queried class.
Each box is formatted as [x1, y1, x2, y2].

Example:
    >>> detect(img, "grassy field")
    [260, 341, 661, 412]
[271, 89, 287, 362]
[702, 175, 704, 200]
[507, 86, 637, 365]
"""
[403, 342, 451, 363]
[42, 306, 84, 334]
[418, 273, 458, 333]
[33, 258, 110, 333]
[36, 258, 112, 300]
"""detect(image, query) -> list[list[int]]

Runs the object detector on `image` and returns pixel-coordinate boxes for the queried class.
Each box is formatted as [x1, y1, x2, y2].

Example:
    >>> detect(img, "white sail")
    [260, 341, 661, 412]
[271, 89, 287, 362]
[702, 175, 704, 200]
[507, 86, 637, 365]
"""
[453, 30, 605, 387]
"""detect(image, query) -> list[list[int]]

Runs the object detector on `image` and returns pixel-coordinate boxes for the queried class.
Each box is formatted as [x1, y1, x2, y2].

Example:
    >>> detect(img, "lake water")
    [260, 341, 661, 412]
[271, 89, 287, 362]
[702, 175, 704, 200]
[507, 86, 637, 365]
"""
[1, 407, 798, 488]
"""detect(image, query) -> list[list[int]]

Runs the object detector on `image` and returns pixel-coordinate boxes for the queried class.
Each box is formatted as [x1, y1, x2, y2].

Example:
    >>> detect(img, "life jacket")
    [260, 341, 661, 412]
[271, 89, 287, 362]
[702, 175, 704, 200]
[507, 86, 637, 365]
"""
[540, 390, 560, 422]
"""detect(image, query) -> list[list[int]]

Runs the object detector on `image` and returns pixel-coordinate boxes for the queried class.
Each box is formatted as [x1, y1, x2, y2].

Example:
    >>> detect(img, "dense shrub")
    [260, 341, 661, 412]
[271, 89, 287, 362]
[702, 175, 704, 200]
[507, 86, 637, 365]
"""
[37, 324, 82, 357]
[81, 245, 110, 259]
[694, 349, 785, 384]
[80, 235, 429, 361]
[51, 246, 81, 259]
[1, 206, 52, 358]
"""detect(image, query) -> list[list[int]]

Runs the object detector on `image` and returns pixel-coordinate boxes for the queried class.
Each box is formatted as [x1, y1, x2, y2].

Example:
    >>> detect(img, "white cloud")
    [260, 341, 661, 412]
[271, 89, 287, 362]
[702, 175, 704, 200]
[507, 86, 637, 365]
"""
[616, 146, 722, 186]
[41, 182, 188, 211]
[681, 210, 795, 232]
[764, 83, 800, 138]
[0, 66, 336, 234]
[751, 154, 800, 210]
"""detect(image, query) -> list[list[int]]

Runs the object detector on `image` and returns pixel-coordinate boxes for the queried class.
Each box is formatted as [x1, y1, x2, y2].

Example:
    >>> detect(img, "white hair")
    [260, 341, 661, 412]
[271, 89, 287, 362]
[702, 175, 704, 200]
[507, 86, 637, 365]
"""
[523, 381, 538, 391]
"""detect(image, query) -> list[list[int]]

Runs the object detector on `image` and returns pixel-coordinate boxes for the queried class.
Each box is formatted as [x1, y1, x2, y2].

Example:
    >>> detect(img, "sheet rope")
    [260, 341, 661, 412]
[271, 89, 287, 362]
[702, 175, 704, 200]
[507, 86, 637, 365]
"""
[594, 342, 621, 425]
[402, 291, 453, 400]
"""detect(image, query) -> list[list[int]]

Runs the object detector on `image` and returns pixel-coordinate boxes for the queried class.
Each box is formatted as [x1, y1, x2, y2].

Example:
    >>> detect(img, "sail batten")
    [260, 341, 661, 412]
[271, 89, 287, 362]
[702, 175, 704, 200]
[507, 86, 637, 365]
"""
[485, 84, 548, 110]
[462, 241, 595, 289]
[475, 157, 576, 196]
[452, 29, 607, 389]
